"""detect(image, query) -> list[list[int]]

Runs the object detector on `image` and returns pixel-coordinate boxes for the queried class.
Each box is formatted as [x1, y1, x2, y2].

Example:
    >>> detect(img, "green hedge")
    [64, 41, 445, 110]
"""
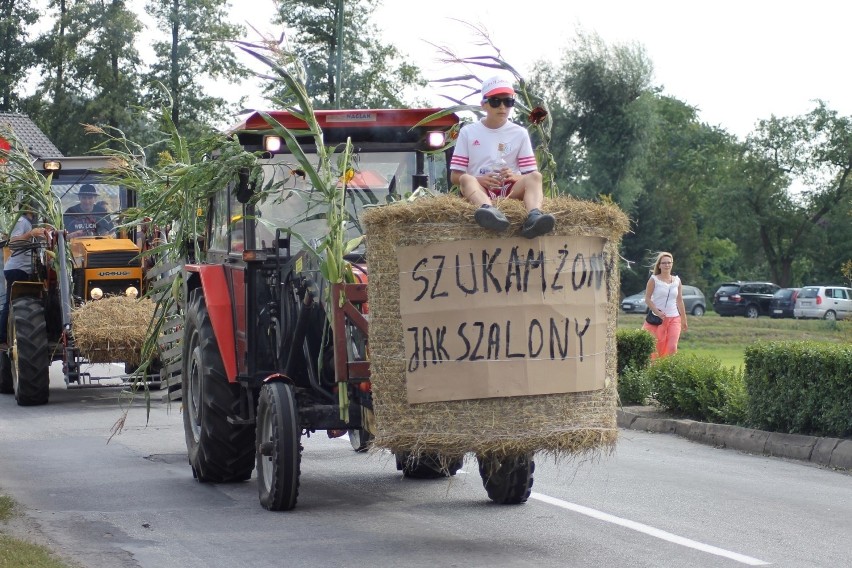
[745, 341, 852, 438]
[644, 353, 747, 424]
[615, 329, 655, 404]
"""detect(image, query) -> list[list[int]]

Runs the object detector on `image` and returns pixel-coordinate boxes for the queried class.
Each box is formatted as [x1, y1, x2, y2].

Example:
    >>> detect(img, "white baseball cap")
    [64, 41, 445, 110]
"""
[481, 76, 515, 99]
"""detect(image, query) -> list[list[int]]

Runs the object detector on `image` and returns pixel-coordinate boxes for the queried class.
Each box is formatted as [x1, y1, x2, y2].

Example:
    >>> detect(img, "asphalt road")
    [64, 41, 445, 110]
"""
[1, 365, 850, 568]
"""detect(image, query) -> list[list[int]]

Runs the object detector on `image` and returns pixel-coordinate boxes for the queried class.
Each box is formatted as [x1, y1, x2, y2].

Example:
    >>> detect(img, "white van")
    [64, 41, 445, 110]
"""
[794, 286, 852, 320]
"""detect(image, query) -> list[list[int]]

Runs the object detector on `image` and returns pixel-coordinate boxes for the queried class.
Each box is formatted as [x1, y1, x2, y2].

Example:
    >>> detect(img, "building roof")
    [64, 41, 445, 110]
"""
[0, 113, 63, 158]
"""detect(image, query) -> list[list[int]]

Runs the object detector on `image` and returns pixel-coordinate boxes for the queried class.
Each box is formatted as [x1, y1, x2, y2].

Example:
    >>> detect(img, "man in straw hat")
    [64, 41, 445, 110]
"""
[63, 184, 113, 237]
[450, 75, 555, 238]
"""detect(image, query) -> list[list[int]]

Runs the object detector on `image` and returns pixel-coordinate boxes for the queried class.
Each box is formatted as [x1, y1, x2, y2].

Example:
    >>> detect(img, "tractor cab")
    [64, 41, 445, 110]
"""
[36, 156, 144, 302]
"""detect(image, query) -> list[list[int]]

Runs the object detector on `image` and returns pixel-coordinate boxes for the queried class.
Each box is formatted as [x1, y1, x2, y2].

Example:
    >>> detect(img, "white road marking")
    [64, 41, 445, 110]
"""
[531, 492, 770, 566]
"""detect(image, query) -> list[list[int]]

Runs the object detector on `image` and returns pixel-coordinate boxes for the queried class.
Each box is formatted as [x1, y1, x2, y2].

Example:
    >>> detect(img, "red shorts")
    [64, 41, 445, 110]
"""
[485, 180, 516, 199]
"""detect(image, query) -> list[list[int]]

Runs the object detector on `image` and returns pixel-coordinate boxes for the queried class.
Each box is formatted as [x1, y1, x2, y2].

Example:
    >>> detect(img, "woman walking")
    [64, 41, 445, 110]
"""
[643, 252, 688, 359]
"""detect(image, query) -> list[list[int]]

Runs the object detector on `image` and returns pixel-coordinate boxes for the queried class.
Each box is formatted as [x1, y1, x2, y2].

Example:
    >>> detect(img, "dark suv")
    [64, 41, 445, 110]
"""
[713, 281, 780, 318]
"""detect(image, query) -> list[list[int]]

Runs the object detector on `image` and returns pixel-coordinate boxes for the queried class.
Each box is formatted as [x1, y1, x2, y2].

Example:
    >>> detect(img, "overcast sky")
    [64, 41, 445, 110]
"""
[228, 0, 849, 139]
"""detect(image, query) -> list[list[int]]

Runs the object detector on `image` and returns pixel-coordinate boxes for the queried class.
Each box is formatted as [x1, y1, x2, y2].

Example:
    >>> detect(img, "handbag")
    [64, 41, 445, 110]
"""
[645, 282, 673, 326]
[645, 311, 663, 326]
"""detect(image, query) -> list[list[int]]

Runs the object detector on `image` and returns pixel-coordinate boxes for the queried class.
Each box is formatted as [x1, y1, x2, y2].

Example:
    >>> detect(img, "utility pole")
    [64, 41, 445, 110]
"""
[334, 0, 344, 109]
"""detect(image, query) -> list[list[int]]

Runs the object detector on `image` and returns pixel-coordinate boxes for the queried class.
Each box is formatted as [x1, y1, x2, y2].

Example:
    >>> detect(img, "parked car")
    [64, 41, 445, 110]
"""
[793, 285, 852, 320]
[769, 287, 801, 319]
[620, 292, 648, 314]
[620, 285, 706, 316]
[712, 281, 780, 318]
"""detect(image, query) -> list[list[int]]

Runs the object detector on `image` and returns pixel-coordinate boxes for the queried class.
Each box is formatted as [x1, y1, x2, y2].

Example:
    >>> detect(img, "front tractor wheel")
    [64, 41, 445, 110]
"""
[256, 381, 302, 511]
[182, 291, 255, 483]
[477, 452, 535, 504]
[10, 296, 49, 406]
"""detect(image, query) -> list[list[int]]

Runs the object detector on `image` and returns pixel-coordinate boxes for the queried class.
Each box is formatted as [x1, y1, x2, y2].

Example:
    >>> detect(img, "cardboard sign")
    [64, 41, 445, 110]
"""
[398, 235, 611, 403]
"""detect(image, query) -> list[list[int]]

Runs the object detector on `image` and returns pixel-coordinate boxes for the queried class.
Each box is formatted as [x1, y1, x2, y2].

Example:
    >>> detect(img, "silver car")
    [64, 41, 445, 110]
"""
[794, 286, 852, 320]
[620, 285, 706, 316]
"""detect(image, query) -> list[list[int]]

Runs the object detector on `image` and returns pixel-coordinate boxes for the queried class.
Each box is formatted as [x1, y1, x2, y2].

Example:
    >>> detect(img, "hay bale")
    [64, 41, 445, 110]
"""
[361, 195, 629, 459]
[71, 296, 155, 365]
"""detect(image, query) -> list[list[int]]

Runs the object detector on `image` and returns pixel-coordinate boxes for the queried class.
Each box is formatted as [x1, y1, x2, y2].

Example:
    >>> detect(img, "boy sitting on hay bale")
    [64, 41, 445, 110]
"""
[450, 75, 555, 239]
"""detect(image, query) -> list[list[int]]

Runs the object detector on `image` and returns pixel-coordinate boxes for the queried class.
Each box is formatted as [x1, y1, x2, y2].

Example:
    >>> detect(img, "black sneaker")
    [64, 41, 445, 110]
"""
[474, 204, 510, 232]
[521, 208, 555, 238]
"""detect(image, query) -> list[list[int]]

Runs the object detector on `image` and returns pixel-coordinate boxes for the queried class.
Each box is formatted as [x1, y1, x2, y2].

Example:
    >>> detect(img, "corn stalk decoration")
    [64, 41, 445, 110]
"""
[239, 37, 362, 421]
[97, 39, 361, 424]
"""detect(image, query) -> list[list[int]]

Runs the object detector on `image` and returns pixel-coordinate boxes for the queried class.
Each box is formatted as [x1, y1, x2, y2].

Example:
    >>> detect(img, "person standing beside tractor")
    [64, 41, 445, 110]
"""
[0, 205, 47, 350]
[64, 184, 113, 237]
[450, 75, 555, 239]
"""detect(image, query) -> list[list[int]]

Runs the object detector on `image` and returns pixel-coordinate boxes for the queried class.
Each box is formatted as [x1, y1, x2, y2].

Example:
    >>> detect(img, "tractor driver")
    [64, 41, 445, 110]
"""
[64, 184, 113, 237]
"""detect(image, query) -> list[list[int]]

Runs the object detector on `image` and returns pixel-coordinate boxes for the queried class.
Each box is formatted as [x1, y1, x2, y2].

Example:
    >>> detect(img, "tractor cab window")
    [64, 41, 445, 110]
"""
[230, 188, 245, 253]
[208, 187, 229, 251]
[52, 181, 121, 237]
[252, 151, 446, 253]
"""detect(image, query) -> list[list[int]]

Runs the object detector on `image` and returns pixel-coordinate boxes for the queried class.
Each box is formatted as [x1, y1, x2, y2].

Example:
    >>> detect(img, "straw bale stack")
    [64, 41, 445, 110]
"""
[71, 296, 155, 365]
[362, 195, 629, 459]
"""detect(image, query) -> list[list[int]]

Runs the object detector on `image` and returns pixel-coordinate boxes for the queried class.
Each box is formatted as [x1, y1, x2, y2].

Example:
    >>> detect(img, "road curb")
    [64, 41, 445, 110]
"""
[617, 408, 851, 471]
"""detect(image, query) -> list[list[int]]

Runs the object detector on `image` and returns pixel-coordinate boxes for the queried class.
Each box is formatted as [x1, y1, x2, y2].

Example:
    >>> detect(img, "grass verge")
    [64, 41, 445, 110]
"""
[0, 494, 76, 568]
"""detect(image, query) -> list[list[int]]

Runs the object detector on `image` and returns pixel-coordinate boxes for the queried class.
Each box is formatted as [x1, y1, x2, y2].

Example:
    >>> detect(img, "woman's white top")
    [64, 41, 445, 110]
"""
[650, 274, 681, 317]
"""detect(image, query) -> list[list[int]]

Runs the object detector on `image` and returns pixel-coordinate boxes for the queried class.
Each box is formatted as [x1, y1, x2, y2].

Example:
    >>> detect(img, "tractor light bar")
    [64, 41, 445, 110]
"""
[263, 136, 283, 153]
[43, 159, 62, 172]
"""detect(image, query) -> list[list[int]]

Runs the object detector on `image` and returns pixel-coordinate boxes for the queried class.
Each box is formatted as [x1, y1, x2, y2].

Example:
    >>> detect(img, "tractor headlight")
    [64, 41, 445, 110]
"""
[264, 135, 282, 153]
[125, 286, 139, 299]
[90, 287, 104, 300]
[426, 131, 446, 148]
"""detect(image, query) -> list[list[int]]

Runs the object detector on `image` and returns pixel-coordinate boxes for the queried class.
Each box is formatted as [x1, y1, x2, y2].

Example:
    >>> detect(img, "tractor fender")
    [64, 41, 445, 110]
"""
[9, 281, 45, 302]
[184, 264, 238, 382]
[262, 373, 294, 386]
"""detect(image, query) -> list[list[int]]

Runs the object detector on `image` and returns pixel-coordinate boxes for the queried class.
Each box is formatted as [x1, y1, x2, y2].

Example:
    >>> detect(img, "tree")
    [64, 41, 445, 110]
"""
[0, 0, 39, 112]
[621, 95, 743, 294]
[144, 0, 248, 136]
[76, 0, 144, 134]
[23, 0, 144, 154]
[718, 102, 852, 287]
[533, 31, 656, 211]
[271, 0, 425, 108]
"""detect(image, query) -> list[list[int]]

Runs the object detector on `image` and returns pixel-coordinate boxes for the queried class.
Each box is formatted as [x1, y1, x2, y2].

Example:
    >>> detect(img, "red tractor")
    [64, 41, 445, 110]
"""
[181, 108, 476, 510]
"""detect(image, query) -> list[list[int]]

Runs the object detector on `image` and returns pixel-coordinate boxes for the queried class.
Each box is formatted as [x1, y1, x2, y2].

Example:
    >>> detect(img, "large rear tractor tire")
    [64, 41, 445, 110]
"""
[396, 452, 464, 479]
[182, 290, 255, 482]
[10, 296, 49, 406]
[477, 453, 535, 504]
[0, 351, 13, 394]
[256, 381, 302, 511]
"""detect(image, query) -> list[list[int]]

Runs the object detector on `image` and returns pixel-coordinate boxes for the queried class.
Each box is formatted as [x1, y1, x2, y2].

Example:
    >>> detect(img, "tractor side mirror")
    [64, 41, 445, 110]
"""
[235, 167, 254, 204]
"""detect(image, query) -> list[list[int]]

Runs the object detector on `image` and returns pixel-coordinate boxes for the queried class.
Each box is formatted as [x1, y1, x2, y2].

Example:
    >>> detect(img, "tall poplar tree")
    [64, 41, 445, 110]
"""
[272, 0, 424, 108]
[144, 0, 248, 136]
[76, 0, 144, 134]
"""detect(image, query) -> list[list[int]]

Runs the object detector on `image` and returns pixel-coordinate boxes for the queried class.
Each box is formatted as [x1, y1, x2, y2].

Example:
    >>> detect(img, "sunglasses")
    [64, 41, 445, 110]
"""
[486, 97, 516, 108]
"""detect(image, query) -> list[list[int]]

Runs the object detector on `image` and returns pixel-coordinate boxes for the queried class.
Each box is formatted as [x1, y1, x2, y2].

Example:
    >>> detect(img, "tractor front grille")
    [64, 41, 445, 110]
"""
[86, 251, 140, 269]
